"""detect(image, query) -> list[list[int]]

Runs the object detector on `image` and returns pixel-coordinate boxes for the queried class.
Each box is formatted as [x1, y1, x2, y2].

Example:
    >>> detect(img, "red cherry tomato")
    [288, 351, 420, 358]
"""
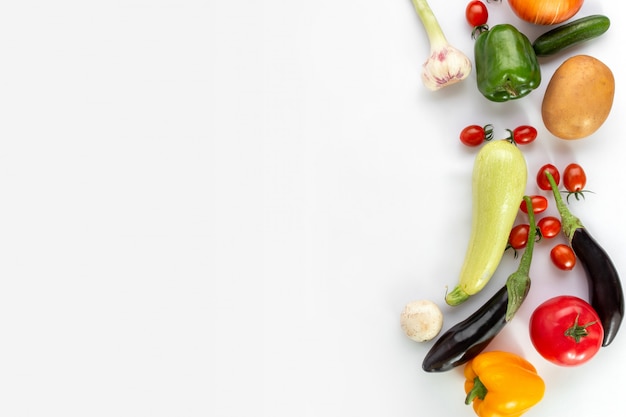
[520, 195, 548, 214]
[512, 125, 537, 145]
[508, 223, 530, 250]
[529, 295, 603, 366]
[550, 244, 576, 270]
[465, 0, 489, 27]
[537, 216, 561, 239]
[563, 163, 587, 192]
[459, 125, 487, 147]
[536, 163, 560, 191]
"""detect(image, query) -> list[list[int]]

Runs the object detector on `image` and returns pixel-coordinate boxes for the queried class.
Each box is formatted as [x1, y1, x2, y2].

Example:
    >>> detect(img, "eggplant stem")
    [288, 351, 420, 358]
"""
[545, 171, 584, 242]
[505, 195, 535, 321]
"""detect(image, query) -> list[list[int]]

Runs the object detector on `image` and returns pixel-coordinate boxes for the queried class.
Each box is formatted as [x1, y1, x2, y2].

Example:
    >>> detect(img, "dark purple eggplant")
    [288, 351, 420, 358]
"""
[545, 171, 624, 346]
[422, 286, 508, 372]
[571, 228, 624, 345]
[422, 196, 536, 372]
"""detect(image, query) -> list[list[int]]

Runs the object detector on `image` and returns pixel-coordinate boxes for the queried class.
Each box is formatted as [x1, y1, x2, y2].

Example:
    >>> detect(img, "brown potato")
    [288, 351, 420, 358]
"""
[541, 55, 615, 140]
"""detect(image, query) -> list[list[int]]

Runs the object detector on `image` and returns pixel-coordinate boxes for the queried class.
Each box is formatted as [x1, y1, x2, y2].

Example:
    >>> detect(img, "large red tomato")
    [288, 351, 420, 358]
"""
[529, 295, 603, 366]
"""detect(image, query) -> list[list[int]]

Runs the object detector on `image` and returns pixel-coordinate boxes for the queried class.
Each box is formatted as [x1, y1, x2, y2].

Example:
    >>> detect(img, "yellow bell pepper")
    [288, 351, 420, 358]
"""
[464, 351, 545, 417]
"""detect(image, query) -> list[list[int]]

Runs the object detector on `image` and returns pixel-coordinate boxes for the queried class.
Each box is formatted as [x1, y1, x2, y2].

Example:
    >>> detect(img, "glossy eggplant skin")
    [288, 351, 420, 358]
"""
[571, 228, 624, 346]
[422, 286, 508, 372]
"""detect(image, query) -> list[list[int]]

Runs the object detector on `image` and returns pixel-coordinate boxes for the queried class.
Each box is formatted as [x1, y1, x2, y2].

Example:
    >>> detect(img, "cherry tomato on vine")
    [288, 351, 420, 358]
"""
[536, 163, 560, 191]
[550, 244, 576, 270]
[563, 162, 587, 191]
[537, 216, 561, 239]
[520, 195, 548, 214]
[459, 124, 492, 147]
[465, 0, 488, 27]
[529, 295, 603, 366]
[508, 223, 530, 250]
[563, 163, 591, 201]
[512, 125, 538, 145]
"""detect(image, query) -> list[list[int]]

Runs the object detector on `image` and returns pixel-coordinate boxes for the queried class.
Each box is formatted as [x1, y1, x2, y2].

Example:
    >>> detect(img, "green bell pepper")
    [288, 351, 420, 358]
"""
[474, 24, 541, 102]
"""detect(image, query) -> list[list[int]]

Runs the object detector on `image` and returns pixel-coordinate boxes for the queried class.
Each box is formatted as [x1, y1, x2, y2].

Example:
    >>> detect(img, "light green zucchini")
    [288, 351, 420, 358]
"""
[446, 139, 527, 306]
[532, 15, 610, 57]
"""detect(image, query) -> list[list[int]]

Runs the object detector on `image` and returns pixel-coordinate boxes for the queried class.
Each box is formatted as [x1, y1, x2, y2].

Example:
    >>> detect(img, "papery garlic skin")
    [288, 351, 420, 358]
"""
[422, 44, 472, 91]
[410, 0, 472, 91]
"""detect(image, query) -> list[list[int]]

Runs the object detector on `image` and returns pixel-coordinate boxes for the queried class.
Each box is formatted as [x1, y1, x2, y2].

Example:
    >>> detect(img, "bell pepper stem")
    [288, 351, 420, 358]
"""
[465, 376, 487, 405]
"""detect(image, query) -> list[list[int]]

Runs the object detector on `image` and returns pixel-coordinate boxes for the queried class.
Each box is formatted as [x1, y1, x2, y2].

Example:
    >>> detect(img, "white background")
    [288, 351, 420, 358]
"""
[1, 1, 624, 416]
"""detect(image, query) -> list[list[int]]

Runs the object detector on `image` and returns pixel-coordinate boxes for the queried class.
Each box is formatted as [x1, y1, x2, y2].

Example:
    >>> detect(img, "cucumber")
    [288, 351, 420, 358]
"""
[532, 15, 610, 57]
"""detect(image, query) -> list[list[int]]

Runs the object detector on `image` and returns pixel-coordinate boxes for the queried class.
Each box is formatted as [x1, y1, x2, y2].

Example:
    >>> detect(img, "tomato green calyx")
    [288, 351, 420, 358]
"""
[505, 128, 530, 145]
[506, 244, 520, 259]
[471, 24, 489, 40]
[505, 195, 535, 321]
[564, 312, 598, 343]
[504, 128, 514, 143]
[504, 132, 521, 145]
[561, 189, 595, 203]
[483, 124, 494, 141]
[545, 171, 584, 242]
[465, 376, 487, 404]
